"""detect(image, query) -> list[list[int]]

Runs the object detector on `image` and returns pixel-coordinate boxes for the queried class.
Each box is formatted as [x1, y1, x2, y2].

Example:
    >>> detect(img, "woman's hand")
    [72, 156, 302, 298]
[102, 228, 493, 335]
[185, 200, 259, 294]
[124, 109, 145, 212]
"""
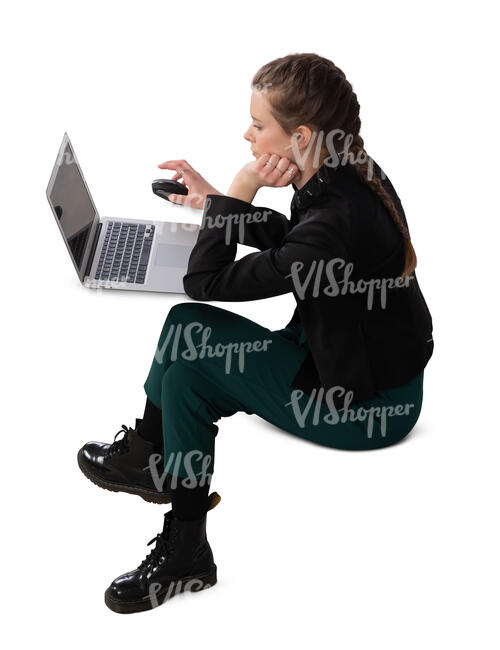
[242, 153, 299, 190]
[156, 159, 223, 210]
[226, 154, 299, 203]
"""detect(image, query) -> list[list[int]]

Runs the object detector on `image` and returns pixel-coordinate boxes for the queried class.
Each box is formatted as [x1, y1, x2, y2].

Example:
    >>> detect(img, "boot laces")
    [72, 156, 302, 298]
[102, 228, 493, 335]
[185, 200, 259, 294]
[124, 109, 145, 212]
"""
[106, 424, 133, 457]
[138, 513, 175, 573]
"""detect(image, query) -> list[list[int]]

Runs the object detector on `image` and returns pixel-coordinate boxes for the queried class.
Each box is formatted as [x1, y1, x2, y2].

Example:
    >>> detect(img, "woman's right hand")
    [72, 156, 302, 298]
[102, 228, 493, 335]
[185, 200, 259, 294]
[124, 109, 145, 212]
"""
[156, 159, 223, 210]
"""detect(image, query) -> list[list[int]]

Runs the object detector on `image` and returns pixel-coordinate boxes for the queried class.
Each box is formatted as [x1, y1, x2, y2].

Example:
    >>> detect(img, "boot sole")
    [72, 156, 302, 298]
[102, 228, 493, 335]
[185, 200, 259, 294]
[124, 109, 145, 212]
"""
[104, 565, 217, 614]
[77, 449, 171, 505]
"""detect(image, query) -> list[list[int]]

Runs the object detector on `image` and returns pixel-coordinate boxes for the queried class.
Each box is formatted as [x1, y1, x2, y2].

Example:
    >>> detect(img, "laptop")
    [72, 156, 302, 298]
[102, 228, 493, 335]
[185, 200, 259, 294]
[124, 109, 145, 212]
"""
[46, 133, 200, 293]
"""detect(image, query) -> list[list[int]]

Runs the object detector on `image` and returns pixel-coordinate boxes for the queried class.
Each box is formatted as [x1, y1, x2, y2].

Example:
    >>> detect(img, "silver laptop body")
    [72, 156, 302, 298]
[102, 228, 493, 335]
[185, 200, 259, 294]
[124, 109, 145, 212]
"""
[46, 133, 200, 293]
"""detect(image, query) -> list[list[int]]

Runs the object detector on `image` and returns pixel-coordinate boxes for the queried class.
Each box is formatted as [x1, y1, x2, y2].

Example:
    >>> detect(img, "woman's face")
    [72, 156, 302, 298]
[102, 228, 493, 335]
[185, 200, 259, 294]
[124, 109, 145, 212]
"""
[244, 90, 298, 160]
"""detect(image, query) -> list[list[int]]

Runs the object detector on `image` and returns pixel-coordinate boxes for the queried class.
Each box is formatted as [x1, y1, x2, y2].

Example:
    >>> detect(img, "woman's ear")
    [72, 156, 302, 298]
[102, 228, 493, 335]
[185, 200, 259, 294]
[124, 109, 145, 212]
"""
[293, 126, 314, 149]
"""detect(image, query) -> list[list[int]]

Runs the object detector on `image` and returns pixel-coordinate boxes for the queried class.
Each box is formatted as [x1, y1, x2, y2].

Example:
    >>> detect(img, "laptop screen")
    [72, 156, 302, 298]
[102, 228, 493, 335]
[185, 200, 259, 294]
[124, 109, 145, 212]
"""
[47, 138, 97, 272]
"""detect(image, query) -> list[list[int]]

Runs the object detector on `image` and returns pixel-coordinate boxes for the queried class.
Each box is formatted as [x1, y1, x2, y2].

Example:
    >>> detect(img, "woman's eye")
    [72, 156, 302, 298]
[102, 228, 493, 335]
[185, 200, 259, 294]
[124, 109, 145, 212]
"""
[253, 124, 262, 130]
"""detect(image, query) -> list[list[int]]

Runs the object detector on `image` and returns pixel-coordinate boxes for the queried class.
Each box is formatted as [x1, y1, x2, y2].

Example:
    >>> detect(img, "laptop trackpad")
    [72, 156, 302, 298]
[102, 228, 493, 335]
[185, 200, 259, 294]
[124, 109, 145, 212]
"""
[154, 244, 191, 269]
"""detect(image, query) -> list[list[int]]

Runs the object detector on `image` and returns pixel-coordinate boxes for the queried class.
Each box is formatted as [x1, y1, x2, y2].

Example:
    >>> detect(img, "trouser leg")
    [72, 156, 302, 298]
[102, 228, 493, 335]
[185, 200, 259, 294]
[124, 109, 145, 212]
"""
[142, 300, 304, 479]
[158, 361, 245, 481]
[143, 302, 425, 484]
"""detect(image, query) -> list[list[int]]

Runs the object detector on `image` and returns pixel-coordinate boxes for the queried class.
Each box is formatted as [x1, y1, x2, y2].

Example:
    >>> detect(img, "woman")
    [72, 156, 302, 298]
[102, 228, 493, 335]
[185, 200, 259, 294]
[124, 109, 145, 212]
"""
[78, 53, 434, 614]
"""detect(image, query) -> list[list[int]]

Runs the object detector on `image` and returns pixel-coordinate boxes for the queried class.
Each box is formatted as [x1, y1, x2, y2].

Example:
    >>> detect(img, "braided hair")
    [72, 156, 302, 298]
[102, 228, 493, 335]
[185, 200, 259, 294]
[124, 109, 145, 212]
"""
[251, 53, 417, 277]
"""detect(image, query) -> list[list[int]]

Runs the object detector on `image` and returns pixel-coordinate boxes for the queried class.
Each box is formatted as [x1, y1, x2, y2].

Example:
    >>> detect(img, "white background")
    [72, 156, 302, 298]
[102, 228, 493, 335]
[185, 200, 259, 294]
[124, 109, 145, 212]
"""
[1, 1, 499, 648]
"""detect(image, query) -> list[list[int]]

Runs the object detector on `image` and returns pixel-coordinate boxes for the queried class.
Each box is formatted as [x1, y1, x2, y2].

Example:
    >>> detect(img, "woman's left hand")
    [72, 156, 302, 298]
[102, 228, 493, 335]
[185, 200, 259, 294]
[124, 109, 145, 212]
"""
[226, 154, 299, 203]
[239, 154, 299, 190]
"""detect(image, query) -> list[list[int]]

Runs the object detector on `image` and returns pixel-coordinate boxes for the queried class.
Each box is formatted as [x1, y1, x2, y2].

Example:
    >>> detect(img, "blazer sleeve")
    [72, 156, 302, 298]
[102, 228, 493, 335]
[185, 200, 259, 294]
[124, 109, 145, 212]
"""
[182, 193, 349, 302]
[197, 194, 291, 251]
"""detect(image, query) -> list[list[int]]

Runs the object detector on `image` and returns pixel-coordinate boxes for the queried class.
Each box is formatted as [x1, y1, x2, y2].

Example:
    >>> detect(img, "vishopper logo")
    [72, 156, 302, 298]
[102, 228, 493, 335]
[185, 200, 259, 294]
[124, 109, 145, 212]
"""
[164, 221, 199, 234]
[146, 450, 213, 492]
[201, 197, 272, 245]
[56, 150, 77, 166]
[285, 128, 385, 181]
[148, 578, 212, 609]
[286, 385, 415, 438]
[251, 81, 273, 93]
[154, 320, 273, 373]
[285, 258, 414, 309]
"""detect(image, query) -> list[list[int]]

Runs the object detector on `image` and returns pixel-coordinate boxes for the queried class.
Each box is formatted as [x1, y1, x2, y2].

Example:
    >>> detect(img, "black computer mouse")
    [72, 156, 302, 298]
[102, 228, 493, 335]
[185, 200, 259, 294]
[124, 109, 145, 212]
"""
[152, 178, 189, 203]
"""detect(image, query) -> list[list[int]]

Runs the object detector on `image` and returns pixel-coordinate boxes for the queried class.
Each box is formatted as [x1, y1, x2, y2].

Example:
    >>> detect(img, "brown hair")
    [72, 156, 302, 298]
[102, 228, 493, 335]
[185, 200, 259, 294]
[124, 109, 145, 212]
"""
[251, 53, 417, 277]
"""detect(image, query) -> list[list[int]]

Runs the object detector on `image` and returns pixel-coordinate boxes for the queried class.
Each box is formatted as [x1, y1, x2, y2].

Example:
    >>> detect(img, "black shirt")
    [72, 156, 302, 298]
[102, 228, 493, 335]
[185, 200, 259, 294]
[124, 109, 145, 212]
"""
[182, 156, 434, 408]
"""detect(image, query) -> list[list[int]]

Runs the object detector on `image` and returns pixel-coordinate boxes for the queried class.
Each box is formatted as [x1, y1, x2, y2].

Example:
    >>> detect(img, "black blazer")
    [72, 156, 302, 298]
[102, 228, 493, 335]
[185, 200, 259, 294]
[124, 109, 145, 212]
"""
[183, 157, 434, 408]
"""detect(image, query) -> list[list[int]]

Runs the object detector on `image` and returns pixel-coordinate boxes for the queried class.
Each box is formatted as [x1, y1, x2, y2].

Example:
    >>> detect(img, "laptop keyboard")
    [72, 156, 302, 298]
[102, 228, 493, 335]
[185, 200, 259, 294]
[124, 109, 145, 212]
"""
[94, 221, 155, 284]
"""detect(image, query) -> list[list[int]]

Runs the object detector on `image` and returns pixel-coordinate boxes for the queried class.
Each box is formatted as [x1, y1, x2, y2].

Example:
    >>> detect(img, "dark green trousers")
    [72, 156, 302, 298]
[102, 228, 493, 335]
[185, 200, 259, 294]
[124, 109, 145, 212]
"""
[143, 302, 424, 481]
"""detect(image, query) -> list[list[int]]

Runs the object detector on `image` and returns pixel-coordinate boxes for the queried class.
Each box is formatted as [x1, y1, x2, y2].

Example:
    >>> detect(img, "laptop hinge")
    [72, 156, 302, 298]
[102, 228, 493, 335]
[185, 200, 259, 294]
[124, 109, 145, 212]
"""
[84, 221, 102, 280]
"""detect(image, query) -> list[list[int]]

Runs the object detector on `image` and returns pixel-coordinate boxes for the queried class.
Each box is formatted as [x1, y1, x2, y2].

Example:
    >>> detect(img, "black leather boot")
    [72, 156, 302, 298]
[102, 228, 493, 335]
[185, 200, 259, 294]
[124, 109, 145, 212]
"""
[77, 419, 170, 504]
[105, 491, 221, 614]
